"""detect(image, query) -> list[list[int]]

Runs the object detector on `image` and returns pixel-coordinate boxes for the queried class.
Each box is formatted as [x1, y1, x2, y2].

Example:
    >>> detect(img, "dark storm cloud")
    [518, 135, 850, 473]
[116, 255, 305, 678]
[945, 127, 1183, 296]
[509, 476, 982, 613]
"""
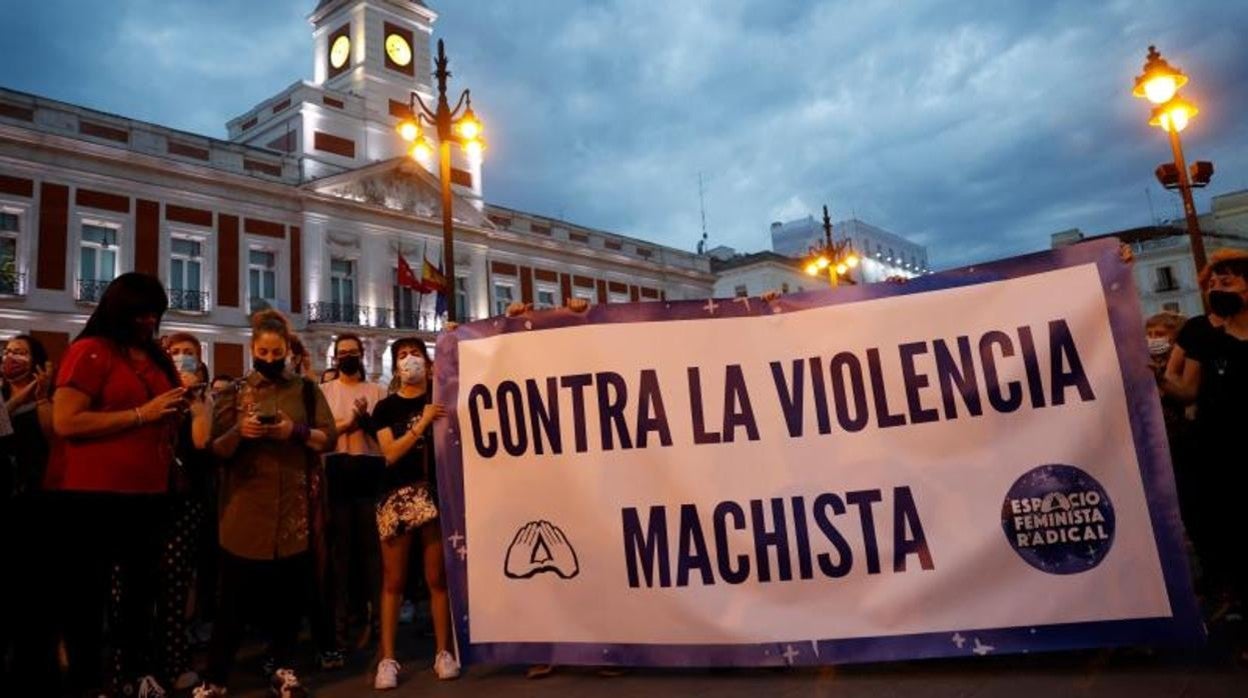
[2, 0, 1245, 268]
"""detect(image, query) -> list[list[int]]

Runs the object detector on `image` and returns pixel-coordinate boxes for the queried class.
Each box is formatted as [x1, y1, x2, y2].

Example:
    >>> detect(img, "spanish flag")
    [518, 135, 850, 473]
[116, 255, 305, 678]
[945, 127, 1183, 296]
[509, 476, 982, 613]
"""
[422, 256, 449, 294]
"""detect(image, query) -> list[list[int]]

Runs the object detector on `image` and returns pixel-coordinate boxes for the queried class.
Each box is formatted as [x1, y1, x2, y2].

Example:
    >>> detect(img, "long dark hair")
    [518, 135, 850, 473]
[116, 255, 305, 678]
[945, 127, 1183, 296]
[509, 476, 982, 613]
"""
[77, 272, 179, 385]
[7, 334, 48, 368]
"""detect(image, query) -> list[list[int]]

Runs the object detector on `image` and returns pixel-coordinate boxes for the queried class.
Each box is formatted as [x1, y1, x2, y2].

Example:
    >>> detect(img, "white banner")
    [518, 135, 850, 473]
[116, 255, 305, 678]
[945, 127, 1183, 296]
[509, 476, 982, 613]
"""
[435, 241, 1199, 665]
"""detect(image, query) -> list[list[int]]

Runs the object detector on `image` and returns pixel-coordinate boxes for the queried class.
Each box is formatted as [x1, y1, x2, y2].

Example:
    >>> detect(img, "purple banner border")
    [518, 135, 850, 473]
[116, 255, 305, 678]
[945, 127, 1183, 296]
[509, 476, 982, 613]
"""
[432, 238, 1203, 667]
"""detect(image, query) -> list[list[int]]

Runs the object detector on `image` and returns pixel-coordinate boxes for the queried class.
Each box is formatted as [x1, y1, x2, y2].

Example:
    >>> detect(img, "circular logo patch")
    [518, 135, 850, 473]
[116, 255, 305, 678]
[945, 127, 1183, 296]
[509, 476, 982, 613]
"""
[1001, 464, 1115, 574]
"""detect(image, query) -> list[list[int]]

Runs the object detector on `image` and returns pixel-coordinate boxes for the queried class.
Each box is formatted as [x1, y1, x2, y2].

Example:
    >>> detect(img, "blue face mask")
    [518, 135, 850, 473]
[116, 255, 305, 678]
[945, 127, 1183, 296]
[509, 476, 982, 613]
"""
[175, 354, 198, 374]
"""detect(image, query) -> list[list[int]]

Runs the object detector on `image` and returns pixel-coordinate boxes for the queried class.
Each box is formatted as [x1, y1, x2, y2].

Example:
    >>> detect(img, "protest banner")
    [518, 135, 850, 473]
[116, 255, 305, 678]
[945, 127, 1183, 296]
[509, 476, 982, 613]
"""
[433, 238, 1201, 667]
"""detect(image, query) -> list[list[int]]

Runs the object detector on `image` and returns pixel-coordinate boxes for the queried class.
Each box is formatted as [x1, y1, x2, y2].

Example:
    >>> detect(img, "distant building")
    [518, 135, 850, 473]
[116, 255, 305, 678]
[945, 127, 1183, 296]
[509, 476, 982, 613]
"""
[1051, 189, 1248, 318]
[770, 216, 929, 282]
[710, 251, 814, 299]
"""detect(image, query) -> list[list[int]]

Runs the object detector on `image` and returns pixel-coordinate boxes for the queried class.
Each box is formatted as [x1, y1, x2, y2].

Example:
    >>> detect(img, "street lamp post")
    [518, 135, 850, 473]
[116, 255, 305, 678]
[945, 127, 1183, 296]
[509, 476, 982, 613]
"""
[803, 205, 859, 287]
[396, 39, 485, 324]
[1132, 46, 1210, 273]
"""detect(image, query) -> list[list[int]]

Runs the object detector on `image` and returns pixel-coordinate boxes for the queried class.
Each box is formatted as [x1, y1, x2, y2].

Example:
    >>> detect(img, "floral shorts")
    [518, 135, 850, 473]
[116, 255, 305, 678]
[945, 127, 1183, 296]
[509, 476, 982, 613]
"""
[376, 483, 438, 541]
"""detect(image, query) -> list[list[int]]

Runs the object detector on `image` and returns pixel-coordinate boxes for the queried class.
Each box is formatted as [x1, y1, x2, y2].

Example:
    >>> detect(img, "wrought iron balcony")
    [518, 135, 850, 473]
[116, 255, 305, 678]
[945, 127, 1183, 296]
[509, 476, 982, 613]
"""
[393, 309, 432, 331]
[307, 302, 373, 326]
[0, 271, 25, 296]
[77, 278, 112, 304]
[169, 288, 210, 313]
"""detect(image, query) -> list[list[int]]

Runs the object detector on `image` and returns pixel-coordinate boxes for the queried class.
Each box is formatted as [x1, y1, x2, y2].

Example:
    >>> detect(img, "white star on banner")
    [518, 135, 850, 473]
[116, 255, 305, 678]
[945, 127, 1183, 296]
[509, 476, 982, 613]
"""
[972, 638, 995, 656]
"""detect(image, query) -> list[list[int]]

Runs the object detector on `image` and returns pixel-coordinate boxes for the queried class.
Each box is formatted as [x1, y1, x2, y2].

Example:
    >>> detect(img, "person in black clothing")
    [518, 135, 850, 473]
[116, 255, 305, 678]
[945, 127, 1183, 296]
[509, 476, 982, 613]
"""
[156, 332, 216, 691]
[0, 334, 57, 694]
[1163, 250, 1248, 649]
[370, 337, 457, 690]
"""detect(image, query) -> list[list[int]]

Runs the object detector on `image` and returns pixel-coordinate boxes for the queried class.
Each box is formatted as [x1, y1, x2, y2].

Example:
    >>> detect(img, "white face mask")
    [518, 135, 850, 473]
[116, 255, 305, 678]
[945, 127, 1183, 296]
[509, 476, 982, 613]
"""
[1147, 337, 1172, 357]
[399, 355, 427, 385]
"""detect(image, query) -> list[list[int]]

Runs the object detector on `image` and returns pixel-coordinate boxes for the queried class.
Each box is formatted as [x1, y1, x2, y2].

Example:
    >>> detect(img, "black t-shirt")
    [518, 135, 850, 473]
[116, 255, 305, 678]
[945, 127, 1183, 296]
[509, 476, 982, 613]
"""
[1181, 319, 1248, 440]
[1176, 314, 1216, 355]
[370, 392, 435, 495]
[0, 385, 50, 498]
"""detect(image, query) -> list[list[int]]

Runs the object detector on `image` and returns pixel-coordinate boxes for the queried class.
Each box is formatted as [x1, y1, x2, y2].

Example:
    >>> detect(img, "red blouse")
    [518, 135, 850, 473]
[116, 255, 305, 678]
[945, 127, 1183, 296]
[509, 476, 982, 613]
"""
[48, 337, 176, 494]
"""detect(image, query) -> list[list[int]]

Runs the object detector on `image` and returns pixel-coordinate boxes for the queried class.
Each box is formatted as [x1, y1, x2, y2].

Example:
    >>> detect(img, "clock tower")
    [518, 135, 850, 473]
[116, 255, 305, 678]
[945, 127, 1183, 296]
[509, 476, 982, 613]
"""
[227, 1, 483, 207]
[310, 0, 436, 122]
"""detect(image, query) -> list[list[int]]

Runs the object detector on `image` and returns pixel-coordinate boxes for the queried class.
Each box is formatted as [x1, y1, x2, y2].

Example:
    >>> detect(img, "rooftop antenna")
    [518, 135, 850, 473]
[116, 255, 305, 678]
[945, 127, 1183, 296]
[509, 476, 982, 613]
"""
[697, 172, 709, 255]
[1144, 187, 1159, 226]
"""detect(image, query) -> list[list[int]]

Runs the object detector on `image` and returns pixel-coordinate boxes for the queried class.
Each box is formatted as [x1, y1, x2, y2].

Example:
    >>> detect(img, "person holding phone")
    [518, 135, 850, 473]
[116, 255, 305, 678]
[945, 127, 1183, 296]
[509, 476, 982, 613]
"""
[156, 332, 215, 691]
[50, 272, 185, 698]
[198, 310, 336, 698]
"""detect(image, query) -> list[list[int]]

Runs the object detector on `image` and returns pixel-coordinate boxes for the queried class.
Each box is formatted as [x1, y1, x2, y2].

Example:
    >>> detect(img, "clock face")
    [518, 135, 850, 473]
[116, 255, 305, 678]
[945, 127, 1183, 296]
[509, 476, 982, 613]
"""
[330, 35, 351, 69]
[385, 33, 412, 67]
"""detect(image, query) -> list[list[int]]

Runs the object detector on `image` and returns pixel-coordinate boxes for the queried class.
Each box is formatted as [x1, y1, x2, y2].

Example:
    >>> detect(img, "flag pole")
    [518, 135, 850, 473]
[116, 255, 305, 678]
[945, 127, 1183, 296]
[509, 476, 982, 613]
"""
[416, 237, 428, 331]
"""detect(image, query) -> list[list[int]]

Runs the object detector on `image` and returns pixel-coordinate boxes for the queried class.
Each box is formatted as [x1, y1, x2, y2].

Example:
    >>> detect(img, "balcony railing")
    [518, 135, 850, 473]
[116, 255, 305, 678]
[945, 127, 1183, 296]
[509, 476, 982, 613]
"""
[307, 302, 374, 326]
[0, 271, 26, 296]
[393, 309, 436, 331]
[77, 278, 111, 303]
[169, 288, 210, 313]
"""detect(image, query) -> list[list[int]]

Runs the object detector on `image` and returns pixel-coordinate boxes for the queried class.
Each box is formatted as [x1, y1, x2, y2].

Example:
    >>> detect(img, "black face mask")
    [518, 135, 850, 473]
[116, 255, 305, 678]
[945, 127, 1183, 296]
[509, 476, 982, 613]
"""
[337, 355, 362, 377]
[1208, 290, 1245, 318]
[254, 357, 286, 381]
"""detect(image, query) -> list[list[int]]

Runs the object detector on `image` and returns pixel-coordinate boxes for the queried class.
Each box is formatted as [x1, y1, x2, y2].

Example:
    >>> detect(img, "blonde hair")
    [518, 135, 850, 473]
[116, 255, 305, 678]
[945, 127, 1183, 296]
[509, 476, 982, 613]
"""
[1145, 311, 1186, 336]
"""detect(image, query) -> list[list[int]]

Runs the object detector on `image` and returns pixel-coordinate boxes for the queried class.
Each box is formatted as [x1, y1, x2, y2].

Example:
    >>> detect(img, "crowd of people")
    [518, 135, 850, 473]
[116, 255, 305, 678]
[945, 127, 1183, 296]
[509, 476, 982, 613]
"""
[0, 272, 468, 698]
[0, 249, 1244, 696]
[1150, 249, 1248, 650]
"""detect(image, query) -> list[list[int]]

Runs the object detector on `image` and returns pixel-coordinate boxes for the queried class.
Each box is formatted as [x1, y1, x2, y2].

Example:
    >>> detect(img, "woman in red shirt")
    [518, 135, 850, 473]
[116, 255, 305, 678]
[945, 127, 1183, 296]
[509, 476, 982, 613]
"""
[51, 272, 187, 698]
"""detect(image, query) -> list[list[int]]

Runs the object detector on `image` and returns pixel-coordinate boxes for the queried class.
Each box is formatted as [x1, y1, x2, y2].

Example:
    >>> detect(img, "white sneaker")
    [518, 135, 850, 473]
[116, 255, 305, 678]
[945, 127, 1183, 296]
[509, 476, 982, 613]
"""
[433, 650, 460, 680]
[374, 658, 400, 690]
[137, 675, 168, 698]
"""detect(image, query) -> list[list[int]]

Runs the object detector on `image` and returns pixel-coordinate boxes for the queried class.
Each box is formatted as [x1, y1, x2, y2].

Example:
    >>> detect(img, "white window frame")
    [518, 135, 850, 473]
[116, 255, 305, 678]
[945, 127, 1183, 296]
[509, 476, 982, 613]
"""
[534, 284, 558, 310]
[247, 244, 280, 308]
[572, 286, 595, 305]
[609, 290, 631, 304]
[492, 279, 516, 317]
[0, 201, 30, 296]
[328, 256, 358, 310]
[454, 274, 470, 323]
[167, 228, 212, 313]
[75, 214, 128, 302]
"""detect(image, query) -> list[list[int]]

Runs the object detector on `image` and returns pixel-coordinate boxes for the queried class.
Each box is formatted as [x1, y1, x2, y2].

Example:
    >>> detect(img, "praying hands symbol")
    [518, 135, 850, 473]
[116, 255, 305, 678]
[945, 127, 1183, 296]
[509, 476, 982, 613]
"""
[504, 521, 580, 580]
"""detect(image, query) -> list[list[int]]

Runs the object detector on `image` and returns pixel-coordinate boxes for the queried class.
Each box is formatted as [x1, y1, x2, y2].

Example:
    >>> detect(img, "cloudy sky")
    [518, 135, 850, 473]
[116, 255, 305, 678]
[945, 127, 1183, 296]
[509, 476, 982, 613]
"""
[2, 0, 1245, 268]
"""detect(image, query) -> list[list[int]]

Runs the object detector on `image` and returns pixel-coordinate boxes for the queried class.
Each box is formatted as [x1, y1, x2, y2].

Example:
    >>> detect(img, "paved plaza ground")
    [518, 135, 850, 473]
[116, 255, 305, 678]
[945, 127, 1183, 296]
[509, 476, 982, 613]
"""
[224, 624, 1246, 698]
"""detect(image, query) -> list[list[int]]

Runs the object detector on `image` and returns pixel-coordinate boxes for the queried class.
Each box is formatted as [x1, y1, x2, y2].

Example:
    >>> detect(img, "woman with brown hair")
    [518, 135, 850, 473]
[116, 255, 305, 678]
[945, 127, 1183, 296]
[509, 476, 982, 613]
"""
[196, 310, 336, 698]
[370, 337, 455, 690]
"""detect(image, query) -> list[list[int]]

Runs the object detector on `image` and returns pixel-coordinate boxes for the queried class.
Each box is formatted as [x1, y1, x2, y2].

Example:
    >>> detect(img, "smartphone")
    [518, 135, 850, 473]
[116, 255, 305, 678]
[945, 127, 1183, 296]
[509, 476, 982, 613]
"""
[185, 383, 208, 399]
[258, 414, 278, 425]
